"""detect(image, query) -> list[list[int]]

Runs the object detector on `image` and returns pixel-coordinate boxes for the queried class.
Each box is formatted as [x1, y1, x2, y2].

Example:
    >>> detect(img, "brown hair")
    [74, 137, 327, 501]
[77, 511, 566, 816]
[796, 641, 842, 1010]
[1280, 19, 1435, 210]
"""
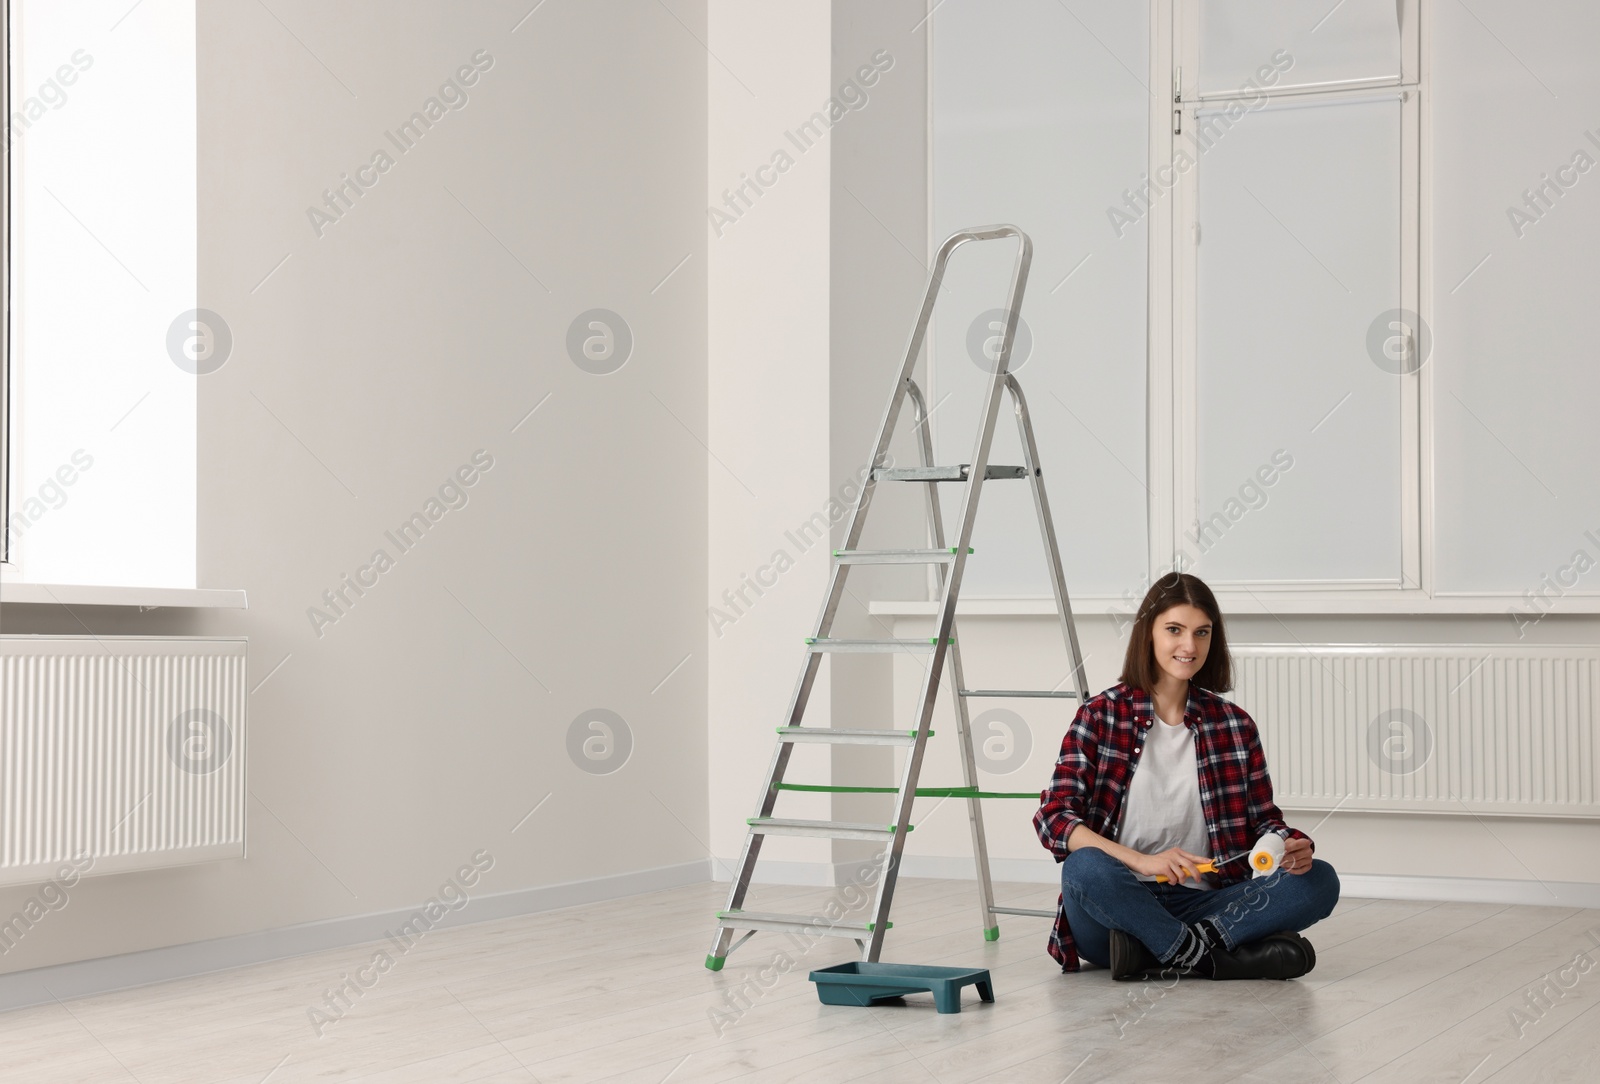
[1118, 572, 1232, 694]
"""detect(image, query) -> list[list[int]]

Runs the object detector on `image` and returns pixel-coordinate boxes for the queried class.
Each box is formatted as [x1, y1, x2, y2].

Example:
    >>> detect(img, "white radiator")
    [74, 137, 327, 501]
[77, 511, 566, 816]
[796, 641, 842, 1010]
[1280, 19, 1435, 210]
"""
[1229, 644, 1600, 818]
[0, 636, 248, 887]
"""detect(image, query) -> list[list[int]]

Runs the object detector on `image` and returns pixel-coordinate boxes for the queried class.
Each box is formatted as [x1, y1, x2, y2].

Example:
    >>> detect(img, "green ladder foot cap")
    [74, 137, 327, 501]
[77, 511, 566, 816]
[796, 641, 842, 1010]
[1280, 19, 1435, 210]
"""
[983, 926, 1000, 942]
[705, 954, 725, 971]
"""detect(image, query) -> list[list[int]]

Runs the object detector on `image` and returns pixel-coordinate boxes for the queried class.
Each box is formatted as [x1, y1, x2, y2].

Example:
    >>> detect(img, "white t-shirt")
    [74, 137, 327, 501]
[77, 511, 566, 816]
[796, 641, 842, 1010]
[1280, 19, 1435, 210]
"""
[1117, 713, 1214, 890]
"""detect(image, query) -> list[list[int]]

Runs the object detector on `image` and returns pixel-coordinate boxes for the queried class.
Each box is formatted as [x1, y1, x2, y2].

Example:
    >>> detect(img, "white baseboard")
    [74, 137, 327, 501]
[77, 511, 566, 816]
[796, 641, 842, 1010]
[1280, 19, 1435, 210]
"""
[1335, 873, 1600, 909]
[0, 859, 710, 1014]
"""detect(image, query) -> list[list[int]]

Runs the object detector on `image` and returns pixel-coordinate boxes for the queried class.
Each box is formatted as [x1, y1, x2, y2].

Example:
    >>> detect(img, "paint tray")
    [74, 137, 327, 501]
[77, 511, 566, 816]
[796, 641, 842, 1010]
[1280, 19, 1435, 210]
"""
[808, 961, 994, 1014]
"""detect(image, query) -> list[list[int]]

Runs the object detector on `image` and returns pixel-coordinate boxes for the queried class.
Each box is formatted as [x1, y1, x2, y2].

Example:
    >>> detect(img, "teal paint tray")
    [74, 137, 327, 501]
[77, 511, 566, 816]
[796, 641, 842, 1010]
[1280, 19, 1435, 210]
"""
[808, 962, 994, 1014]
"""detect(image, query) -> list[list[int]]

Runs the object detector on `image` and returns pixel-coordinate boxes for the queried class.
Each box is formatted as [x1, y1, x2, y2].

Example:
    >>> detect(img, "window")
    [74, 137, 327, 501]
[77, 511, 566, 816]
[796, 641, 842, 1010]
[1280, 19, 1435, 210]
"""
[1161, 0, 1423, 594]
[3, 0, 197, 590]
[929, 0, 1150, 599]
[924, 0, 1522, 610]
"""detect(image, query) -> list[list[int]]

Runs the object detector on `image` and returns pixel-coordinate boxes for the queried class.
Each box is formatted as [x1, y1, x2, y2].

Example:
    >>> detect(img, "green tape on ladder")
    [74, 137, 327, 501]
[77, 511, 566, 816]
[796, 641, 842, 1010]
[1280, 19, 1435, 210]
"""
[776, 784, 894, 795]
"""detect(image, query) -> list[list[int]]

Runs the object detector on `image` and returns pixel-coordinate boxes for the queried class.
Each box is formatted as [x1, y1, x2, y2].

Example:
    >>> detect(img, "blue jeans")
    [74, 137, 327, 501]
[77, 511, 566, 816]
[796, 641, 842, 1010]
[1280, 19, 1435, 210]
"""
[1060, 847, 1340, 967]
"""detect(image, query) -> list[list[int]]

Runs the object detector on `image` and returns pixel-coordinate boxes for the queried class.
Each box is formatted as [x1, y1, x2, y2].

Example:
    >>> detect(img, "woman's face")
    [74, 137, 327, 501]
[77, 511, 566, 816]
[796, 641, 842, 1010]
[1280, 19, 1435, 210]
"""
[1151, 603, 1212, 686]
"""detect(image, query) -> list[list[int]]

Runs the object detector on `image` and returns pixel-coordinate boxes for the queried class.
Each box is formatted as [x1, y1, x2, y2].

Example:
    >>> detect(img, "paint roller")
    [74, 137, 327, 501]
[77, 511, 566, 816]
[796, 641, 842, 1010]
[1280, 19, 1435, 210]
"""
[1247, 832, 1287, 878]
[1152, 833, 1287, 883]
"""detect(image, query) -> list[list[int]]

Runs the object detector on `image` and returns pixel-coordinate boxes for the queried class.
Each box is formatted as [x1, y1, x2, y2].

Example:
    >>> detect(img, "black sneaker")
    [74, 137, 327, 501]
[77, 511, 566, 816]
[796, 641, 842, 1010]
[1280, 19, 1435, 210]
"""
[1206, 930, 1316, 980]
[1109, 928, 1193, 982]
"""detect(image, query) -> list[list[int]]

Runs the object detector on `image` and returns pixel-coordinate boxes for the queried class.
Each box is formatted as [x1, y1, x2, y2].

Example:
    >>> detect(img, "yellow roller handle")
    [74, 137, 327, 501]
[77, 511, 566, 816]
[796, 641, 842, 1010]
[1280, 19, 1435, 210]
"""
[1154, 859, 1218, 884]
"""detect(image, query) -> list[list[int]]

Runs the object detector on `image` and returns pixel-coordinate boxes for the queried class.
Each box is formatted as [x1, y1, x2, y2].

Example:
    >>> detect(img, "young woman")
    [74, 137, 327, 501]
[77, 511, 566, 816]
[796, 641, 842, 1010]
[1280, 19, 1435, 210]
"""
[1033, 572, 1339, 980]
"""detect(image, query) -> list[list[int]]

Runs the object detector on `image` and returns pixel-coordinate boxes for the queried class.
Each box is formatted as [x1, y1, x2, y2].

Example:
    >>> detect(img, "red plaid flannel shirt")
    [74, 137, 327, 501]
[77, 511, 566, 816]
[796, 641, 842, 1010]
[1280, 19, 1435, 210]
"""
[1032, 681, 1310, 971]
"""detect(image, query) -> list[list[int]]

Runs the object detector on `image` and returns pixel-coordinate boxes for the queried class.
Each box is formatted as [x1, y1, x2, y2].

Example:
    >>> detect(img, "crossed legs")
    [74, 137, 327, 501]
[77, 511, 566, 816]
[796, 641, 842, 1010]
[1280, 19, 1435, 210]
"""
[1060, 846, 1340, 969]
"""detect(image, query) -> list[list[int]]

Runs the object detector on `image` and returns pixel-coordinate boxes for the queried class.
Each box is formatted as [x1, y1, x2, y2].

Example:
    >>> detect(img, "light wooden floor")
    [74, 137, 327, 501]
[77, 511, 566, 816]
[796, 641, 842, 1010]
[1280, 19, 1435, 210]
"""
[3, 877, 1596, 1083]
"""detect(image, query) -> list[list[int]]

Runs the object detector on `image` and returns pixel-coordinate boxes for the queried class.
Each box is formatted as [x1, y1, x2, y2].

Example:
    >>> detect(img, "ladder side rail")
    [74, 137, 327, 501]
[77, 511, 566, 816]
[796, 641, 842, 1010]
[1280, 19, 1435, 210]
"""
[904, 380, 947, 601]
[867, 226, 1035, 959]
[775, 231, 984, 733]
[834, 223, 1019, 564]
[708, 738, 795, 962]
[1003, 374, 1089, 701]
[905, 380, 999, 941]
[829, 227, 989, 557]
[931, 603, 1000, 942]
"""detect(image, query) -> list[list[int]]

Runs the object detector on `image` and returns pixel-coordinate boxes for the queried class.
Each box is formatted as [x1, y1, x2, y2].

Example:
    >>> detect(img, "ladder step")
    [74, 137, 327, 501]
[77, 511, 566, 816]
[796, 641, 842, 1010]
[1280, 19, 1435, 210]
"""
[717, 910, 889, 937]
[989, 906, 1055, 919]
[958, 689, 1080, 699]
[832, 547, 970, 564]
[776, 783, 1038, 799]
[806, 638, 953, 653]
[873, 464, 1029, 482]
[777, 726, 929, 746]
[747, 816, 909, 841]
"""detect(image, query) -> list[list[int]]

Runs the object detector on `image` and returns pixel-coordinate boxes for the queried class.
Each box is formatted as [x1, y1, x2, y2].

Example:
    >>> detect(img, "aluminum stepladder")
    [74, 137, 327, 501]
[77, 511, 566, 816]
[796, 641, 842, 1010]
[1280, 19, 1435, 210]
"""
[706, 225, 1089, 971]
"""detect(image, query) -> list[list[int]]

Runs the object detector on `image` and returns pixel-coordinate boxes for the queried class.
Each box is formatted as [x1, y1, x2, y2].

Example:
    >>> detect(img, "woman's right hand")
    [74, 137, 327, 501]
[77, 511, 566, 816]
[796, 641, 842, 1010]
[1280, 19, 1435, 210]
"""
[1129, 847, 1212, 884]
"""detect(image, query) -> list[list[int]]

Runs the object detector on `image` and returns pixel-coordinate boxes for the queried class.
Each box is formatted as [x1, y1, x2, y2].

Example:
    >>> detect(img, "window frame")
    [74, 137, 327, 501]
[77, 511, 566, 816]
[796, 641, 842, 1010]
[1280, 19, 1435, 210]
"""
[1, 0, 10, 568]
[1152, 0, 1430, 601]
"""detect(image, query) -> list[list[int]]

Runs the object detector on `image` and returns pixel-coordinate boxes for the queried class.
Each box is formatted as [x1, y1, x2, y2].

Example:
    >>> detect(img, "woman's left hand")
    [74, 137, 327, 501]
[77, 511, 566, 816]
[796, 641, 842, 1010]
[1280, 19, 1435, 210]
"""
[1283, 836, 1314, 875]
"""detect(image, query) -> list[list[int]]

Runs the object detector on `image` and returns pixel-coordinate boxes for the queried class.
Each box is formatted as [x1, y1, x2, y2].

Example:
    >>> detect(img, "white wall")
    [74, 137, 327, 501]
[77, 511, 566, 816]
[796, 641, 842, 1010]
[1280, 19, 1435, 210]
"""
[928, 0, 1150, 599]
[1431, 0, 1600, 593]
[705, 0, 937, 884]
[0, 0, 709, 975]
[706, 0, 837, 880]
[826, 0, 933, 869]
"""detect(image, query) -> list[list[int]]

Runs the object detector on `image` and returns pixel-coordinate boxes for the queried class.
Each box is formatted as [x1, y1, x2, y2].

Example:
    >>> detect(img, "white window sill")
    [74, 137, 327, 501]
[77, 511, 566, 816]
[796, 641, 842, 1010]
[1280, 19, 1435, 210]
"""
[0, 582, 248, 609]
[869, 594, 1600, 617]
